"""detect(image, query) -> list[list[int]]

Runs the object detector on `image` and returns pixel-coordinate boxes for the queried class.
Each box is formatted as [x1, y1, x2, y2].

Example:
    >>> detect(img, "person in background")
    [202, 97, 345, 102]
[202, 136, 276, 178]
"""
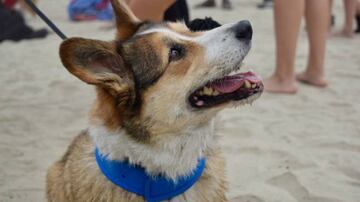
[194, 0, 232, 10]
[129, 0, 224, 33]
[128, 0, 189, 23]
[356, 1, 360, 33]
[257, 0, 273, 9]
[265, 0, 330, 94]
[164, 0, 189, 24]
[0, 0, 48, 42]
[3, 0, 37, 16]
[334, 0, 359, 38]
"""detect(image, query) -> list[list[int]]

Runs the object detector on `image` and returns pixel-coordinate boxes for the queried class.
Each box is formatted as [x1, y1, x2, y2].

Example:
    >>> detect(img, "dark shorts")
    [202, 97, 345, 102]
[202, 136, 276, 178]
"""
[164, 0, 189, 24]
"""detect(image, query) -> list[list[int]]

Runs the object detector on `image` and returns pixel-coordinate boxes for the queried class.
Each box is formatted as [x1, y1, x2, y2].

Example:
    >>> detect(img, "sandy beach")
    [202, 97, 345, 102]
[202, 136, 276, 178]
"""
[1, 0, 360, 201]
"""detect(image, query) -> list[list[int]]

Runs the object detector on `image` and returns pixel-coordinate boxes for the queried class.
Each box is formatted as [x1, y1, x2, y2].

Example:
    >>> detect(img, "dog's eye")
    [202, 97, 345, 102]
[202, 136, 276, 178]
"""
[169, 46, 183, 62]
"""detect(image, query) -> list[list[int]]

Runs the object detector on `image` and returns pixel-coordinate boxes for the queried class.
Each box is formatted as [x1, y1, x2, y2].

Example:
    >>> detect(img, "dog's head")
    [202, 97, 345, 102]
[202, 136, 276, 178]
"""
[60, 0, 263, 142]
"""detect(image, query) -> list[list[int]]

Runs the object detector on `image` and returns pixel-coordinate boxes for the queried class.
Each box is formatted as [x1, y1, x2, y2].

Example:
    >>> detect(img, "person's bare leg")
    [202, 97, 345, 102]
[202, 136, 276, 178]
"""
[297, 0, 329, 87]
[329, 0, 333, 18]
[264, 0, 304, 94]
[336, 0, 357, 37]
[355, 1, 360, 33]
[129, 0, 175, 22]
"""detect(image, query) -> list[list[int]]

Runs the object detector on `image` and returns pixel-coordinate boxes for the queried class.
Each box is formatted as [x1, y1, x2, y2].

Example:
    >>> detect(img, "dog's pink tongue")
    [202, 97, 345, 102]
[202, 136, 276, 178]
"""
[211, 79, 244, 93]
[210, 72, 261, 93]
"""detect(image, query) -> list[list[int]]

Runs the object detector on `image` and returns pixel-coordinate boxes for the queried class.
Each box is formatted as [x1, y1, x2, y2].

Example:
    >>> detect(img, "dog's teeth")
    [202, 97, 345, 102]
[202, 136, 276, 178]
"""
[244, 80, 251, 89]
[213, 90, 220, 96]
[229, 71, 238, 76]
[196, 100, 204, 106]
[251, 84, 257, 89]
[193, 96, 198, 100]
[203, 87, 213, 95]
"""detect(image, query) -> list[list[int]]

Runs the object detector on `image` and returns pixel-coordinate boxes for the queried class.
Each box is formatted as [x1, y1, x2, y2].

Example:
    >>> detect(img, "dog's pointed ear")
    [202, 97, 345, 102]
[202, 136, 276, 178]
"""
[111, 0, 141, 40]
[60, 37, 135, 107]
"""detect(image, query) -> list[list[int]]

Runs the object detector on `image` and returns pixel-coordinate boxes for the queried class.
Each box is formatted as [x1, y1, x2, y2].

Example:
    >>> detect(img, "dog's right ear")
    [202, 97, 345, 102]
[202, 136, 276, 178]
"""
[111, 0, 141, 40]
[60, 37, 135, 108]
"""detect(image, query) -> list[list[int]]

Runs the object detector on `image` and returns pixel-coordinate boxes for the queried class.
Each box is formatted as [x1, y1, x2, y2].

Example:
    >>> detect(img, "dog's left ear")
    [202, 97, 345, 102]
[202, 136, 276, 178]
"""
[111, 0, 141, 40]
[60, 37, 135, 108]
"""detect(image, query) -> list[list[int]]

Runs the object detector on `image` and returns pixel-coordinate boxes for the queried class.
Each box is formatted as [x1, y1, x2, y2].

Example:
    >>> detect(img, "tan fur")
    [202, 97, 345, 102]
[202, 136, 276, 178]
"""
[111, 0, 140, 40]
[90, 88, 123, 131]
[47, 132, 227, 202]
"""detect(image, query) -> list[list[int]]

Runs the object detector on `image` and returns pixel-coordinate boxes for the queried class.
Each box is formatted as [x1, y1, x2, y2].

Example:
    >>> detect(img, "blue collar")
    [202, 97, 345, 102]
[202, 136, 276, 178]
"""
[95, 148, 206, 202]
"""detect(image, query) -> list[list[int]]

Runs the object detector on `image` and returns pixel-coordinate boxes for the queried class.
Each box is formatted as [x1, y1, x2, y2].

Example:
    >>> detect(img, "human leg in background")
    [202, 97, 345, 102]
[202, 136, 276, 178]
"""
[129, 0, 175, 22]
[329, 0, 335, 28]
[337, 0, 357, 37]
[264, 0, 304, 94]
[355, 0, 360, 33]
[297, 0, 330, 87]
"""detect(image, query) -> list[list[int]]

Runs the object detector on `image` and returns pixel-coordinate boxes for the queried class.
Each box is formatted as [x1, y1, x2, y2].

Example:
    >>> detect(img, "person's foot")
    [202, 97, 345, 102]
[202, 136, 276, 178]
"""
[257, 0, 273, 9]
[264, 75, 298, 94]
[333, 29, 355, 38]
[222, 0, 232, 10]
[296, 72, 327, 87]
[194, 0, 216, 9]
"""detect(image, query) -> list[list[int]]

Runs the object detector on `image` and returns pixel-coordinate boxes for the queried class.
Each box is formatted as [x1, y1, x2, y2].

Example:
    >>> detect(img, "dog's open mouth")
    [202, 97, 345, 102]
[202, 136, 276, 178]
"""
[189, 71, 263, 109]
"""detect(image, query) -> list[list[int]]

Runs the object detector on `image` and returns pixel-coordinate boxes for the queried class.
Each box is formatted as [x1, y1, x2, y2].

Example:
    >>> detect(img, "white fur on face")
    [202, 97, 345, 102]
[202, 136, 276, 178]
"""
[89, 119, 218, 180]
[196, 23, 251, 76]
[137, 23, 251, 81]
[137, 23, 253, 120]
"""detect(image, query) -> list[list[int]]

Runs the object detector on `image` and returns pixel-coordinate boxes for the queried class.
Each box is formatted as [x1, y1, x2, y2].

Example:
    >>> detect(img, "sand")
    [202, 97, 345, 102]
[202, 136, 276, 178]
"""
[0, 0, 360, 201]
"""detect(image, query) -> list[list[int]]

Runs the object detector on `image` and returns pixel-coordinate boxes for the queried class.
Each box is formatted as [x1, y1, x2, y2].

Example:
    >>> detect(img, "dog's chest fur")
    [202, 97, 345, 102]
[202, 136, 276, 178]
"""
[46, 130, 227, 202]
[90, 119, 217, 180]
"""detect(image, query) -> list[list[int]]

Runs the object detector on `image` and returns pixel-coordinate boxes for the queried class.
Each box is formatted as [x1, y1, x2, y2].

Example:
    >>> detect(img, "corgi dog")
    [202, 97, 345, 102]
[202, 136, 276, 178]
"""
[46, 0, 263, 201]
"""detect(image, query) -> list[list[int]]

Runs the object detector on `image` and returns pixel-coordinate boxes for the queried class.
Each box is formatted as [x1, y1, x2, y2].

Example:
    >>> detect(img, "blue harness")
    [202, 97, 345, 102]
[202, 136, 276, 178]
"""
[95, 148, 206, 202]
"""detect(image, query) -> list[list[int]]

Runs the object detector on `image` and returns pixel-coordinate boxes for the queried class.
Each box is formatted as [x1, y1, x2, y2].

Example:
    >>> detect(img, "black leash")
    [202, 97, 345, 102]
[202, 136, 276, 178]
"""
[24, 0, 67, 40]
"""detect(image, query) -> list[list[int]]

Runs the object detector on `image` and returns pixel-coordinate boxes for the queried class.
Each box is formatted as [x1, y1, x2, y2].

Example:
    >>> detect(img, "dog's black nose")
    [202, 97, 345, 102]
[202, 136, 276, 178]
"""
[233, 20, 253, 41]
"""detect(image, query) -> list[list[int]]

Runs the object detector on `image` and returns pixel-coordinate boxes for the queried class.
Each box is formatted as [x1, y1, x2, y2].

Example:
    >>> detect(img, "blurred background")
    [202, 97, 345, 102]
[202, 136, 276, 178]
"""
[0, 0, 359, 201]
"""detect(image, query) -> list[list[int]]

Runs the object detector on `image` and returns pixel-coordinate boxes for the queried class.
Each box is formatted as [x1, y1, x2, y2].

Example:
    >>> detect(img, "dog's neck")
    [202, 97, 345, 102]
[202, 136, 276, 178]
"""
[89, 119, 216, 180]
